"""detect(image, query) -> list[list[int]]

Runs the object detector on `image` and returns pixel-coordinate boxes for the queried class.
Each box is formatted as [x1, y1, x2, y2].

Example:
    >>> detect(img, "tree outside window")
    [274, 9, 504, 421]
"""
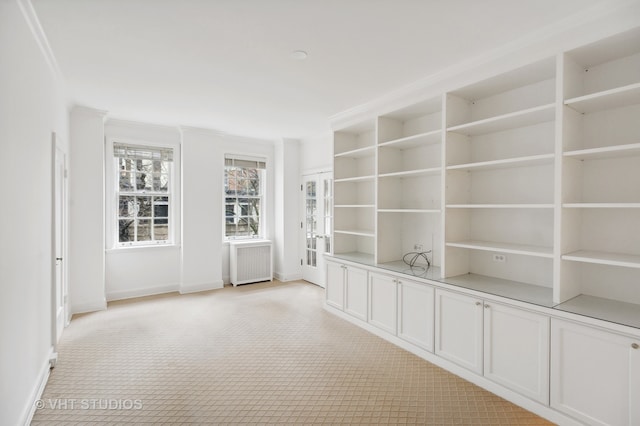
[224, 156, 265, 239]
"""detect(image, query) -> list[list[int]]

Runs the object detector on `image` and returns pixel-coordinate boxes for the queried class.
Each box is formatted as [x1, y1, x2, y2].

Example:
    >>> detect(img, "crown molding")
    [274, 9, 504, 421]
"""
[70, 105, 109, 118]
[329, 0, 640, 129]
[179, 125, 226, 137]
[105, 117, 181, 134]
[16, 0, 63, 84]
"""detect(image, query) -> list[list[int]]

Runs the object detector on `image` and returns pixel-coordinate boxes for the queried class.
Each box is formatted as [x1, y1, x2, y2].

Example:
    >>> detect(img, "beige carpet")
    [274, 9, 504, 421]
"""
[32, 280, 551, 425]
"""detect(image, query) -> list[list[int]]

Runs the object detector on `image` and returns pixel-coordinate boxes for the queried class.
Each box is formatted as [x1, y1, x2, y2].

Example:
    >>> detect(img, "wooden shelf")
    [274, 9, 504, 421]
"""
[447, 104, 555, 136]
[335, 204, 374, 209]
[565, 82, 640, 114]
[334, 229, 375, 237]
[442, 273, 554, 308]
[554, 294, 640, 329]
[377, 261, 441, 281]
[446, 240, 553, 258]
[378, 129, 441, 149]
[447, 204, 553, 209]
[334, 145, 375, 158]
[378, 167, 441, 178]
[563, 203, 640, 209]
[334, 175, 375, 183]
[378, 209, 441, 213]
[330, 252, 375, 266]
[447, 153, 554, 172]
[564, 142, 640, 160]
[562, 250, 640, 269]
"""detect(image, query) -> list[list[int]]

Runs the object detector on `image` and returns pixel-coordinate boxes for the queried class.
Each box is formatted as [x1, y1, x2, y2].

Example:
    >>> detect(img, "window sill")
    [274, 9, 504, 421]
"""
[106, 244, 181, 254]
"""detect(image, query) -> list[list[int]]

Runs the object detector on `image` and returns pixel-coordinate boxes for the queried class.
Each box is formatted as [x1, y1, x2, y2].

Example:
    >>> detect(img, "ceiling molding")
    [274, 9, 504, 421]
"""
[71, 105, 109, 118]
[16, 0, 63, 84]
[329, 0, 640, 130]
[105, 117, 181, 135]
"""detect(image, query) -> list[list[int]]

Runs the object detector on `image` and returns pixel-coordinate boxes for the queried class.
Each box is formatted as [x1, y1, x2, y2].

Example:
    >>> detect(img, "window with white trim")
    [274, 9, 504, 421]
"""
[114, 143, 173, 246]
[224, 155, 266, 239]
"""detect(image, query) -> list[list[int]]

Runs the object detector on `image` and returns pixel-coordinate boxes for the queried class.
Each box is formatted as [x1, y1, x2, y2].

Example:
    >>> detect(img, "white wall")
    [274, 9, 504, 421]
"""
[69, 106, 106, 313]
[104, 120, 181, 300]
[299, 132, 333, 175]
[180, 128, 225, 292]
[0, 1, 68, 425]
[181, 128, 276, 288]
[274, 139, 301, 281]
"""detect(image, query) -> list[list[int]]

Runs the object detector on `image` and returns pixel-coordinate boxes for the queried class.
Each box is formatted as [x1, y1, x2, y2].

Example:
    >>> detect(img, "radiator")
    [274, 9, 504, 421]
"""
[229, 240, 273, 286]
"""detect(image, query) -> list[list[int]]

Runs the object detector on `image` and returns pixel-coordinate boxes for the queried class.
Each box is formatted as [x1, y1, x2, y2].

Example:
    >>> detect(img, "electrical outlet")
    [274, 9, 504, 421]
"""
[493, 254, 506, 263]
[414, 244, 423, 252]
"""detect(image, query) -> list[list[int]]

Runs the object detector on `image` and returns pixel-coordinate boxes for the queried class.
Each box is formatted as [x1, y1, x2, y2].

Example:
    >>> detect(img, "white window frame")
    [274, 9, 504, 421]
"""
[107, 139, 178, 248]
[224, 154, 267, 240]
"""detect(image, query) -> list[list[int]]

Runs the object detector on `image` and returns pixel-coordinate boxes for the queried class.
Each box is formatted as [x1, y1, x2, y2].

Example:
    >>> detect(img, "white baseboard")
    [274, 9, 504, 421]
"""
[70, 298, 107, 315]
[179, 280, 224, 294]
[273, 272, 303, 282]
[106, 283, 179, 302]
[21, 347, 54, 426]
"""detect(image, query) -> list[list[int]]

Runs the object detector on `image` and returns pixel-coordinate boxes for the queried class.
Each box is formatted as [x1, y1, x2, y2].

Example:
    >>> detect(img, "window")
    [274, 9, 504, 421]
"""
[224, 155, 266, 239]
[114, 143, 173, 246]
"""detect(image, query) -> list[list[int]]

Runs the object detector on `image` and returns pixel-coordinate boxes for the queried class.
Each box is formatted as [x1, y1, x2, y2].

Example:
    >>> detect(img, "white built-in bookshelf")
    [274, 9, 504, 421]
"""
[331, 27, 640, 329]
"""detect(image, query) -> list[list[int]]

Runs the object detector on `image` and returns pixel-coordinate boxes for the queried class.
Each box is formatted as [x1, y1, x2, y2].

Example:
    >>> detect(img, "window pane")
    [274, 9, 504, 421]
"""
[136, 159, 153, 174]
[249, 217, 259, 236]
[307, 181, 316, 197]
[307, 199, 316, 216]
[153, 160, 162, 173]
[119, 158, 133, 171]
[237, 218, 250, 236]
[247, 178, 259, 195]
[138, 196, 152, 217]
[150, 172, 169, 192]
[153, 197, 169, 218]
[119, 196, 135, 217]
[154, 224, 169, 240]
[119, 220, 134, 242]
[137, 219, 151, 241]
[119, 171, 134, 191]
[249, 199, 260, 216]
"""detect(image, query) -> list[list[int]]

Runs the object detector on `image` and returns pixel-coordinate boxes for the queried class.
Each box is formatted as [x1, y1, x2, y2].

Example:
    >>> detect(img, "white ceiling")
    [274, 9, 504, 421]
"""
[32, 0, 616, 140]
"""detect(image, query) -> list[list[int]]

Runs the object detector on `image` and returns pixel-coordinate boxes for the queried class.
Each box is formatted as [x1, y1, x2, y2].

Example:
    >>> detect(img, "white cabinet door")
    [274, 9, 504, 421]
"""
[398, 278, 434, 352]
[344, 266, 368, 321]
[551, 319, 640, 426]
[325, 261, 345, 310]
[368, 273, 397, 334]
[435, 289, 483, 374]
[484, 302, 549, 404]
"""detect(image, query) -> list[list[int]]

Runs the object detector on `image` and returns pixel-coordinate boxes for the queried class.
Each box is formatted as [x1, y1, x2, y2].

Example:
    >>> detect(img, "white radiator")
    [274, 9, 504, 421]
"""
[229, 240, 273, 286]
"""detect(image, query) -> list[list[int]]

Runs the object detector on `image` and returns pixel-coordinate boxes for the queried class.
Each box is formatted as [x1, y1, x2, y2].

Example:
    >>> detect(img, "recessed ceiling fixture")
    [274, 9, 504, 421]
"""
[291, 50, 308, 60]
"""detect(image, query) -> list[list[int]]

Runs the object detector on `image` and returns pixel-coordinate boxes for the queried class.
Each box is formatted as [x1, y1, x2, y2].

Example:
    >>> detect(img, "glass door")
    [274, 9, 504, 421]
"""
[301, 172, 332, 286]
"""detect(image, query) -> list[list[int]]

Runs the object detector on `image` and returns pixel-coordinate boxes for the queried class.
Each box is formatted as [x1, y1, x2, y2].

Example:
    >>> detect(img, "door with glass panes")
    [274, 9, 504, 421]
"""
[301, 172, 332, 287]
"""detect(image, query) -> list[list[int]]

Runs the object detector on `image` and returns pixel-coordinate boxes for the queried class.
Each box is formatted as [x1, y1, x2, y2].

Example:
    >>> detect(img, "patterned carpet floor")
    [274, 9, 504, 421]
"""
[32, 280, 551, 424]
